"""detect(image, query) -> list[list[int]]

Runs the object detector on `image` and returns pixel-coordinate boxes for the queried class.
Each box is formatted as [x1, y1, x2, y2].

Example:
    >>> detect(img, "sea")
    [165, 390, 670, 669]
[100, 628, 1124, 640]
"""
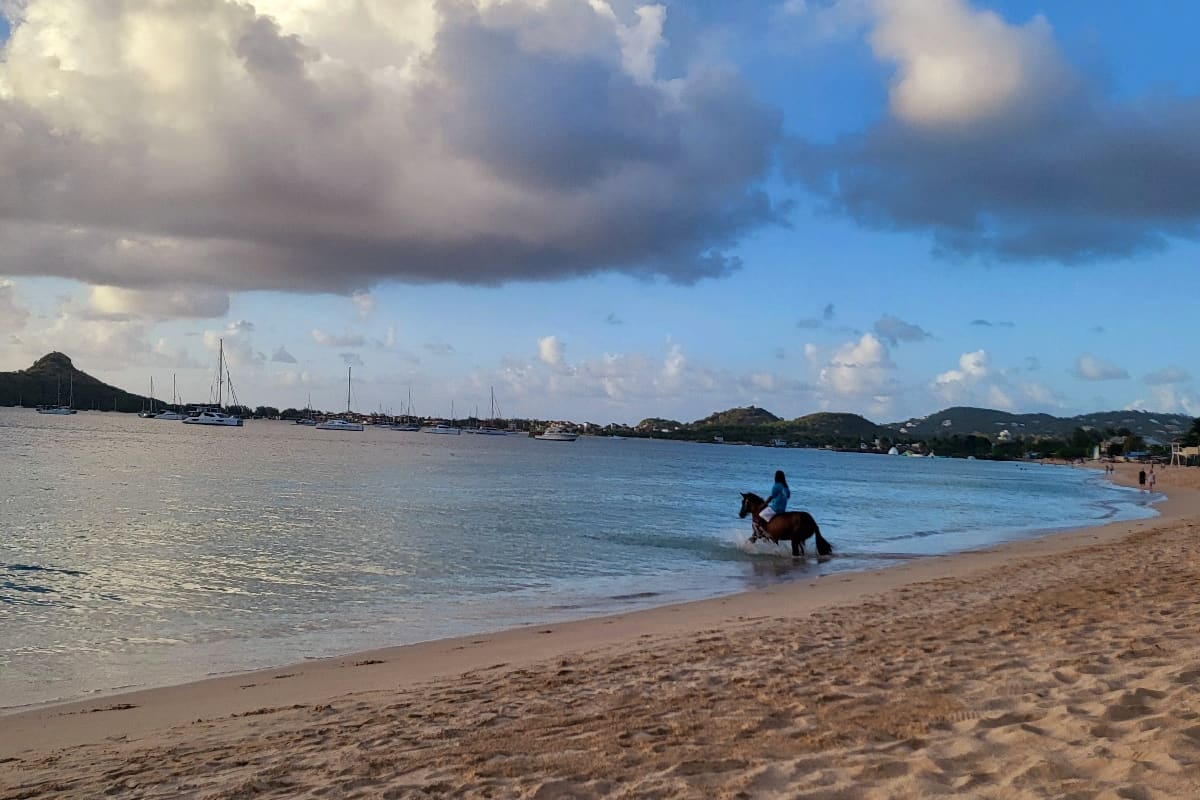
[0, 408, 1159, 711]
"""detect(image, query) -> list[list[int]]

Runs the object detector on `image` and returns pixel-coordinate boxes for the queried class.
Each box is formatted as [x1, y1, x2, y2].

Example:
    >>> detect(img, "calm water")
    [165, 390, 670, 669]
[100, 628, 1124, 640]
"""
[0, 409, 1157, 710]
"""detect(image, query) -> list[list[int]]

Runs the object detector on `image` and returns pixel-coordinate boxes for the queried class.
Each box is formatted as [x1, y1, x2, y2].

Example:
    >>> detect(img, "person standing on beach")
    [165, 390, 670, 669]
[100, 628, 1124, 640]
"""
[1149, 470, 1157, 492]
[1139, 469, 1147, 491]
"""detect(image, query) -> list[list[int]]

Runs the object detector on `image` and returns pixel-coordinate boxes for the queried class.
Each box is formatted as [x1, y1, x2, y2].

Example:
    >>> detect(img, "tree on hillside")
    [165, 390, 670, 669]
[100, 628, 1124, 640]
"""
[1183, 418, 1200, 447]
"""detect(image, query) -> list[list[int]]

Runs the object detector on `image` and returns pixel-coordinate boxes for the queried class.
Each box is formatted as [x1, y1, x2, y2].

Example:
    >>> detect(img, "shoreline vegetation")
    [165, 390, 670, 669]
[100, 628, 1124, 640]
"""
[4, 352, 1197, 461]
[3, 462, 1198, 798]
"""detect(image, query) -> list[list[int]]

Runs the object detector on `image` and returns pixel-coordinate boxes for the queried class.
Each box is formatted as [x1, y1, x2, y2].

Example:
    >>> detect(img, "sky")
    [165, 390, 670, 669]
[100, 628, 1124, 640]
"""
[0, 0, 1198, 424]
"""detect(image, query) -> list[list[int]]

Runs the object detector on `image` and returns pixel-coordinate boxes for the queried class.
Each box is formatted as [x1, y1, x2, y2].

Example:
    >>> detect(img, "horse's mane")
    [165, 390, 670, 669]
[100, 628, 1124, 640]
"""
[743, 491, 764, 504]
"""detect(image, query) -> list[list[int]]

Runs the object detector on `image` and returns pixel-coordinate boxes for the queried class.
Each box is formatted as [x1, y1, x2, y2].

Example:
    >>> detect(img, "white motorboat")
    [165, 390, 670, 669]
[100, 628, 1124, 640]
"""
[316, 418, 364, 431]
[318, 367, 363, 432]
[183, 408, 243, 427]
[535, 425, 578, 442]
[423, 423, 461, 435]
[182, 339, 243, 427]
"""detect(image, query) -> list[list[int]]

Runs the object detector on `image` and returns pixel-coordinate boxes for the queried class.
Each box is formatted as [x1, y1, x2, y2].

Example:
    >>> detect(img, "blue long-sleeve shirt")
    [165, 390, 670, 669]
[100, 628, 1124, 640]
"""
[766, 481, 790, 513]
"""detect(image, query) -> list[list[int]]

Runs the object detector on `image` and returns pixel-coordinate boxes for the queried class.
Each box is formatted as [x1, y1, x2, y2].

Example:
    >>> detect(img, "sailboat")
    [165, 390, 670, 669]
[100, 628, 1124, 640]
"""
[295, 393, 318, 425]
[464, 386, 508, 435]
[183, 339, 243, 426]
[389, 387, 420, 431]
[154, 375, 186, 420]
[36, 375, 77, 415]
[422, 400, 460, 434]
[316, 367, 364, 431]
[138, 377, 157, 418]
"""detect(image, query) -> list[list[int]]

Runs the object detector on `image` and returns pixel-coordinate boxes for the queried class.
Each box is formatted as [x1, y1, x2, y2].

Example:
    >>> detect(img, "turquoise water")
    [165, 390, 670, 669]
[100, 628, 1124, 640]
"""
[0, 408, 1157, 710]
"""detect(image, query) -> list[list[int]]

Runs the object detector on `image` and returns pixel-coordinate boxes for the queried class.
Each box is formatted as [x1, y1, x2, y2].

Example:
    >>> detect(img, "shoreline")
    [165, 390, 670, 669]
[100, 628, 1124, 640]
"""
[0, 461, 1156, 721]
[2, 465, 1190, 791]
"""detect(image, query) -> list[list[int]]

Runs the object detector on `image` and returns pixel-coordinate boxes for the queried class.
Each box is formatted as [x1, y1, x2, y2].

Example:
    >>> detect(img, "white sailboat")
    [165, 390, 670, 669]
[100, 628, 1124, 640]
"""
[138, 377, 157, 418]
[36, 375, 77, 415]
[183, 339, 243, 426]
[465, 386, 509, 435]
[316, 367, 364, 431]
[422, 400, 461, 434]
[295, 394, 318, 425]
[154, 375, 185, 420]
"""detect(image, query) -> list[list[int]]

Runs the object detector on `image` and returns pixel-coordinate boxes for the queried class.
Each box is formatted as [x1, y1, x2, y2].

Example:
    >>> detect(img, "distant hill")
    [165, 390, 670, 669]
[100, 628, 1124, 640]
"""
[887, 406, 1192, 443]
[636, 417, 683, 431]
[692, 406, 780, 427]
[0, 352, 151, 412]
[788, 412, 879, 440]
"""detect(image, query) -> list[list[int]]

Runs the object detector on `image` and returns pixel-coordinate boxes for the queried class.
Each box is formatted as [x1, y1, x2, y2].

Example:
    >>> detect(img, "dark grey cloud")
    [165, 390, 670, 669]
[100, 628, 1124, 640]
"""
[271, 346, 297, 364]
[0, 2, 783, 295]
[872, 314, 931, 345]
[970, 319, 1015, 328]
[1090, 325, 1106, 334]
[604, 312, 623, 325]
[1024, 356, 1041, 371]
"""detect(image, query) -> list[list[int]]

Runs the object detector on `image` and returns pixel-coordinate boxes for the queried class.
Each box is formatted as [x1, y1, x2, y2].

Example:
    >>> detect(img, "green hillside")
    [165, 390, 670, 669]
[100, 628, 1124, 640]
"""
[887, 406, 1191, 443]
[0, 352, 152, 412]
[692, 406, 780, 426]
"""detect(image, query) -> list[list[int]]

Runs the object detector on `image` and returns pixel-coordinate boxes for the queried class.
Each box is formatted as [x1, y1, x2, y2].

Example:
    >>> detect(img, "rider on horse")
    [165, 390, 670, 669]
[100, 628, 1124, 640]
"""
[753, 470, 790, 537]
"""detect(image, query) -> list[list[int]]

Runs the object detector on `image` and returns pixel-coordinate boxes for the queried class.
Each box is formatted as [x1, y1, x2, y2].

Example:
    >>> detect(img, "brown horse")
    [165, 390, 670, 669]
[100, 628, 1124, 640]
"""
[739, 492, 833, 558]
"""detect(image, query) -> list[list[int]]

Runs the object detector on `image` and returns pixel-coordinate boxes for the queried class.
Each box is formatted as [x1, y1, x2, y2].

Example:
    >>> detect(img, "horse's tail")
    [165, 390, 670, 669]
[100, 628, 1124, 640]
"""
[813, 521, 833, 556]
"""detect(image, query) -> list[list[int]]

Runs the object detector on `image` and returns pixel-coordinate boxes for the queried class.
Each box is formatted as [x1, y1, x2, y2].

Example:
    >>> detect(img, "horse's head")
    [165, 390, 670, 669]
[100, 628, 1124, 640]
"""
[739, 491, 764, 519]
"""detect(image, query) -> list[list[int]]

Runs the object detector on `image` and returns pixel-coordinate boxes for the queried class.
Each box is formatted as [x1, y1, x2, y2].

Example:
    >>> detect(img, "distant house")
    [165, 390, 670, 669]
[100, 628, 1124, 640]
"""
[997, 429, 1012, 443]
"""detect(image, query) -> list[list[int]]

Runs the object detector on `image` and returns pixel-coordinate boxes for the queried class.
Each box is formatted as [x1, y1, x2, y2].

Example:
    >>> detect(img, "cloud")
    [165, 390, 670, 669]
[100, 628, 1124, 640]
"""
[930, 348, 1058, 411]
[340, 352, 364, 368]
[351, 291, 376, 317]
[312, 329, 365, 348]
[797, 302, 836, 329]
[0, 279, 29, 332]
[271, 346, 298, 364]
[1127, 387, 1200, 417]
[1144, 366, 1191, 386]
[1073, 354, 1129, 381]
[225, 320, 255, 334]
[604, 312, 623, 325]
[0, 0, 782, 293]
[1024, 356, 1040, 371]
[538, 335, 566, 367]
[424, 341, 455, 356]
[1090, 325, 1106, 334]
[202, 329, 264, 369]
[790, 0, 1200, 263]
[970, 319, 1015, 328]
[872, 314, 931, 344]
[87, 286, 230, 320]
[814, 333, 896, 400]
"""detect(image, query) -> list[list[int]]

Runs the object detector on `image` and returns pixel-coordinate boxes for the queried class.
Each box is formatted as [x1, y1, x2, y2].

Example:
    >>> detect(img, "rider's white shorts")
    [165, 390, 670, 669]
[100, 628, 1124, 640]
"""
[759, 507, 777, 523]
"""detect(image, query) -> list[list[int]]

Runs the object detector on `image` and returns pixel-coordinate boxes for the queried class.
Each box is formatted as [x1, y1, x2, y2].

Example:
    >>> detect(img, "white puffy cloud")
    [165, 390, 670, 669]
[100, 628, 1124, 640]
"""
[814, 333, 897, 402]
[1127, 387, 1200, 417]
[932, 348, 1059, 411]
[340, 352, 364, 368]
[88, 286, 230, 320]
[1073, 354, 1129, 382]
[870, 0, 1071, 128]
[538, 335, 565, 367]
[0, 0, 781, 293]
[351, 291, 376, 317]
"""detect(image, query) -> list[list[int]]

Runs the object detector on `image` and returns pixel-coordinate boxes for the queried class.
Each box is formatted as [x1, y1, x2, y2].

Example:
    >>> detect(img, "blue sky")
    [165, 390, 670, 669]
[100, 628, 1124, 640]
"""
[1, 1, 1198, 423]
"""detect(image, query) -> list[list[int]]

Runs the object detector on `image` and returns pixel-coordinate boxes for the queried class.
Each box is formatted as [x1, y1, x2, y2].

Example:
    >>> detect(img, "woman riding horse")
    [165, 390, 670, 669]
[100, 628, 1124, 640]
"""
[739, 492, 833, 558]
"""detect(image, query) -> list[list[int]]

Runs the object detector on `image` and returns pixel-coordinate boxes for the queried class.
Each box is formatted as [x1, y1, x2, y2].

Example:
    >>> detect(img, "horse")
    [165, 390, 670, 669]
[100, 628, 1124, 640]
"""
[738, 492, 833, 558]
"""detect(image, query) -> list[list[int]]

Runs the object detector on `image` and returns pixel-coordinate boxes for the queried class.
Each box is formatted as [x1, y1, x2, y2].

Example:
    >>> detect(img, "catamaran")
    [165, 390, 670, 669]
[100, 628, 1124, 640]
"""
[182, 339, 243, 427]
[316, 367, 363, 431]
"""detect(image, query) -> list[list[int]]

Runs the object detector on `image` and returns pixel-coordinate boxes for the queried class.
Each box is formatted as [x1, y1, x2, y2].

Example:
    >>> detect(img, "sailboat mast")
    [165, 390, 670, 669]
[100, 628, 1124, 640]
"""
[346, 366, 352, 414]
[217, 338, 224, 408]
[150, 376, 155, 413]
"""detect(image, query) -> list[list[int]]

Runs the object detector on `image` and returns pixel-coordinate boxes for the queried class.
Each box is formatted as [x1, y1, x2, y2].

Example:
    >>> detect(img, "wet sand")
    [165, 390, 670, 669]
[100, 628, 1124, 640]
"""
[3, 462, 1199, 798]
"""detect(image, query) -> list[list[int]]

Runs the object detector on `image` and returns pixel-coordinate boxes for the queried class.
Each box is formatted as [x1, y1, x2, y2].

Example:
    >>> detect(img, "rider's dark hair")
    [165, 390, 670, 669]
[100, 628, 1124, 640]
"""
[775, 470, 788, 490]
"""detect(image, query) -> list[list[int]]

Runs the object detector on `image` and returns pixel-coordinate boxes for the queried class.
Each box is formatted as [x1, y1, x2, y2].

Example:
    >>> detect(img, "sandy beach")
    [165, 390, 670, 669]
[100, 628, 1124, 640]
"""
[3, 462, 1199, 798]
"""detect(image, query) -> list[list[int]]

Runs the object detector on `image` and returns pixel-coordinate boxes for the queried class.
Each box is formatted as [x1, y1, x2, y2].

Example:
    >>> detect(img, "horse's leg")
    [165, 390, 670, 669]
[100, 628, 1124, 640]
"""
[791, 535, 801, 558]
